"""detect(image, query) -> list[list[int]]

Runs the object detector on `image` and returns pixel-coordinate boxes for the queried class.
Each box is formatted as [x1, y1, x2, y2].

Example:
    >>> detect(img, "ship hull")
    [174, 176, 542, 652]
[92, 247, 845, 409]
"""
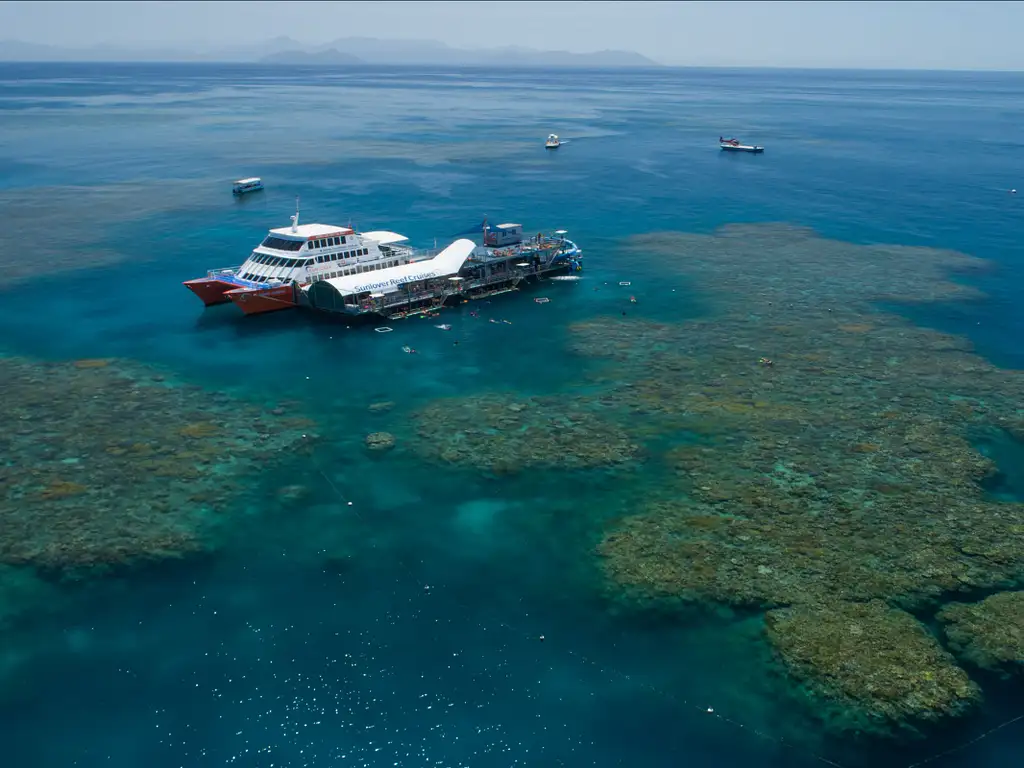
[720, 144, 764, 153]
[184, 277, 237, 306]
[225, 284, 298, 315]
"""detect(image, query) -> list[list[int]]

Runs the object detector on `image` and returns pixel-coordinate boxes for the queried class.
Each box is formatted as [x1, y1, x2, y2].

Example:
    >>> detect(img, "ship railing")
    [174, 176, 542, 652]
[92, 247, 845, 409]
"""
[207, 267, 239, 278]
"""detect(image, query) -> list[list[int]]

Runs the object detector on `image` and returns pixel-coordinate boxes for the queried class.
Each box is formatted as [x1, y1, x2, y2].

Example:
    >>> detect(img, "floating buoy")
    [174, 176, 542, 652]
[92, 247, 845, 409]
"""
[619, 281, 631, 286]
[1012, 189, 1018, 194]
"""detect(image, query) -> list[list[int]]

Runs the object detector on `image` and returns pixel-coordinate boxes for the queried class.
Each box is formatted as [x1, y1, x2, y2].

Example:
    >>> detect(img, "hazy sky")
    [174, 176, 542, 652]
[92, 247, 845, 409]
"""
[2, 0, 1023, 70]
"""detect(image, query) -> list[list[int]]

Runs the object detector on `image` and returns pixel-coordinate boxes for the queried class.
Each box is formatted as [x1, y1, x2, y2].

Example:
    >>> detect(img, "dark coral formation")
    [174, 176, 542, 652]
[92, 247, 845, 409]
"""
[580, 225, 1024, 732]
[365, 431, 397, 451]
[410, 394, 641, 472]
[938, 591, 1024, 677]
[593, 227, 1024, 611]
[765, 601, 980, 734]
[0, 356, 315, 569]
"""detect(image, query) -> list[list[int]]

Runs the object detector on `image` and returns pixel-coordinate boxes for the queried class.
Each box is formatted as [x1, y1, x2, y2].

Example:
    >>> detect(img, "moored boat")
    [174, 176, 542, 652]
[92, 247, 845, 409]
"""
[719, 136, 764, 153]
[545, 134, 560, 149]
[184, 200, 418, 316]
[232, 177, 264, 195]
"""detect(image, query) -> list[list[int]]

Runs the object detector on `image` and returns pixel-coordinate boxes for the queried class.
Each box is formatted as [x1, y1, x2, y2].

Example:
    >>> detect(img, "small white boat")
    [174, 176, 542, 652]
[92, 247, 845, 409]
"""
[545, 134, 560, 149]
[719, 137, 764, 153]
[232, 177, 264, 195]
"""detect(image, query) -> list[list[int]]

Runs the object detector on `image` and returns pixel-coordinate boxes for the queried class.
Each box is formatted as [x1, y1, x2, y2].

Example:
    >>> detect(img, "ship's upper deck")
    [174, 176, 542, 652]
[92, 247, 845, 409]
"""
[268, 223, 355, 240]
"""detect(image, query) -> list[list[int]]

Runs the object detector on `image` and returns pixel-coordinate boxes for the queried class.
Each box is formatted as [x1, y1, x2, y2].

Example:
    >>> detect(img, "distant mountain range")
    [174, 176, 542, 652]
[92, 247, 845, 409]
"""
[0, 36, 660, 68]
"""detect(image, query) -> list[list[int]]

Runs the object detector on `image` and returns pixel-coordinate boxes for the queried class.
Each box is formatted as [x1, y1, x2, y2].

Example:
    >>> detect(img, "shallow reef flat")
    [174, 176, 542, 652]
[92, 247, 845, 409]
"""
[938, 591, 1024, 678]
[569, 224, 1024, 735]
[0, 180, 225, 286]
[410, 393, 642, 473]
[0, 355, 316, 571]
[765, 601, 981, 734]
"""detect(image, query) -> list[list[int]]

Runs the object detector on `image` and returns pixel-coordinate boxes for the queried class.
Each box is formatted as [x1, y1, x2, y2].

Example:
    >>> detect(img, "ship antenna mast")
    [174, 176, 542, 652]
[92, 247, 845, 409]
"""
[291, 196, 300, 233]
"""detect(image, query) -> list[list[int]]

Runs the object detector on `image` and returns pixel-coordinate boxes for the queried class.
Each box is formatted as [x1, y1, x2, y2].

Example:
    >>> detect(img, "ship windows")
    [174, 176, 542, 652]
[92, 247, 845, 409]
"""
[261, 236, 303, 251]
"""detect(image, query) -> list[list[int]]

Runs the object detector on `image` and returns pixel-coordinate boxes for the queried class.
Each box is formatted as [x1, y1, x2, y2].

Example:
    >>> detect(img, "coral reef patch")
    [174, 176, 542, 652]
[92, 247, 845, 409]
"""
[938, 591, 1024, 677]
[411, 393, 641, 473]
[765, 600, 980, 736]
[0, 356, 315, 570]
[582, 225, 1024, 732]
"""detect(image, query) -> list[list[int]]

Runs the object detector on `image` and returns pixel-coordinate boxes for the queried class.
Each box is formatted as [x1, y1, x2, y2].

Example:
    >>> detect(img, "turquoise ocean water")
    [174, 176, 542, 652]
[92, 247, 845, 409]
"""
[1, 63, 1023, 767]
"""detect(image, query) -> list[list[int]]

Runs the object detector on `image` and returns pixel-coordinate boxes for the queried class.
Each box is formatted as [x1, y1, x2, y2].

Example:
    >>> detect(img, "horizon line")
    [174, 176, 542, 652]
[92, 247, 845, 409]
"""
[1, 59, 1022, 74]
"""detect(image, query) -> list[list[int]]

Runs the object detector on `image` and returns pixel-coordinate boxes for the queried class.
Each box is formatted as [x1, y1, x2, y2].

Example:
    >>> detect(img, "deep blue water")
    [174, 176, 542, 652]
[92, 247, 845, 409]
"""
[1, 62, 1024, 768]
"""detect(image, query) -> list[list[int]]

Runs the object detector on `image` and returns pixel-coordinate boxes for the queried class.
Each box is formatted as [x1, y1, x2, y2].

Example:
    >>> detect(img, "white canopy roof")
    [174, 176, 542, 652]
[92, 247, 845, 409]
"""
[318, 238, 476, 297]
[360, 230, 410, 245]
[269, 223, 353, 238]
